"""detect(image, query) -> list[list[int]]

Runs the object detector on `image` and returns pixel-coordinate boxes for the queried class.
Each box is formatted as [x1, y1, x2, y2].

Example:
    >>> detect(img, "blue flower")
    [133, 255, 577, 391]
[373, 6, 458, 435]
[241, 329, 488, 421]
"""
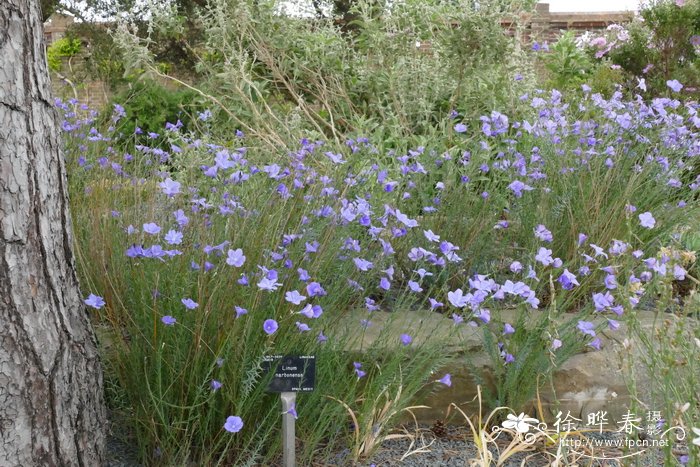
[437, 374, 451, 386]
[263, 319, 278, 335]
[159, 178, 181, 197]
[84, 294, 105, 309]
[226, 248, 246, 267]
[454, 123, 468, 133]
[161, 315, 176, 326]
[224, 416, 243, 433]
[666, 79, 683, 92]
[638, 212, 655, 229]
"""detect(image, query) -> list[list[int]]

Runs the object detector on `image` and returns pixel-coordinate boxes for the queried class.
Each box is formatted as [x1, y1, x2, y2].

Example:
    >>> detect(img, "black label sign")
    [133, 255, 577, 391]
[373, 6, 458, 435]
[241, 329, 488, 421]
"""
[262, 355, 316, 393]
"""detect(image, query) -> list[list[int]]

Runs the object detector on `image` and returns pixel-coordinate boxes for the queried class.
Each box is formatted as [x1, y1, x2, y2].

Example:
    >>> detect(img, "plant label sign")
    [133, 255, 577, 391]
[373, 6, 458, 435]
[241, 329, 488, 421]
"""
[262, 355, 316, 393]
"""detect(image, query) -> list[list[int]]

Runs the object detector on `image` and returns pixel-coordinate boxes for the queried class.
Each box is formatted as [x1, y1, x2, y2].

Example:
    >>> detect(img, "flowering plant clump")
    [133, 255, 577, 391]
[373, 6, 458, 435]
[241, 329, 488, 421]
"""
[574, 0, 700, 96]
[61, 74, 699, 463]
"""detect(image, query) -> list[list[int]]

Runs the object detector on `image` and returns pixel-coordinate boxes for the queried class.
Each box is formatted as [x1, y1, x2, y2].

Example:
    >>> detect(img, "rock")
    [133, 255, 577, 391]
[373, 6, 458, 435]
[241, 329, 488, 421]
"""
[332, 307, 691, 425]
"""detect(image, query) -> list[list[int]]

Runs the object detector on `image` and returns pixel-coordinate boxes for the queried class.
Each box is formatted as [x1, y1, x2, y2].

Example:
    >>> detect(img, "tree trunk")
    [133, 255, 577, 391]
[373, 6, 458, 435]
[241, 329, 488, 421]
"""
[0, 1, 106, 466]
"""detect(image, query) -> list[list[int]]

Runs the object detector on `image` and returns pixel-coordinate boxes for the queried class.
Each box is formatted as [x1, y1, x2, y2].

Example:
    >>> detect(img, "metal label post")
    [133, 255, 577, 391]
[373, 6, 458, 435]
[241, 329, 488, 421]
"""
[280, 392, 296, 467]
[262, 355, 315, 467]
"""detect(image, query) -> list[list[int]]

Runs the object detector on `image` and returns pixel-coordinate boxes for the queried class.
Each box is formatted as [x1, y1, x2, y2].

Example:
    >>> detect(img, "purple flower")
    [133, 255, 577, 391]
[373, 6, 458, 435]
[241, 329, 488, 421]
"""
[235, 306, 248, 318]
[224, 416, 243, 433]
[448, 289, 469, 308]
[159, 178, 181, 197]
[84, 294, 106, 309]
[577, 320, 596, 337]
[503, 323, 515, 335]
[143, 223, 161, 235]
[638, 212, 655, 229]
[285, 290, 307, 305]
[604, 274, 618, 290]
[400, 334, 413, 346]
[578, 233, 588, 247]
[317, 331, 328, 343]
[353, 258, 373, 271]
[211, 380, 222, 391]
[297, 268, 310, 281]
[592, 291, 614, 311]
[674, 265, 687, 280]
[551, 338, 562, 350]
[263, 319, 279, 335]
[174, 209, 189, 227]
[182, 298, 198, 310]
[534, 224, 553, 242]
[299, 304, 316, 319]
[509, 261, 523, 273]
[379, 277, 391, 290]
[454, 123, 468, 133]
[284, 402, 299, 419]
[407, 280, 423, 293]
[164, 230, 183, 245]
[558, 269, 579, 290]
[325, 152, 346, 164]
[437, 374, 452, 386]
[424, 230, 440, 242]
[535, 247, 554, 266]
[258, 277, 282, 291]
[666, 79, 683, 92]
[161, 315, 176, 326]
[296, 321, 310, 332]
[588, 338, 602, 350]
[353, 362, 366, 379]
[306, 282, 327, 297]
[226, 248, 246, 267]
[508, 180, 533, 198]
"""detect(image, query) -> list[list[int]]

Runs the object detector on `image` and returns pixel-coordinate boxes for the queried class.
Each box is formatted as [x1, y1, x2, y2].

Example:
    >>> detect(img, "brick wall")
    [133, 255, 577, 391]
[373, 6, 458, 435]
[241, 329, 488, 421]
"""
[519, 3, 635, 43]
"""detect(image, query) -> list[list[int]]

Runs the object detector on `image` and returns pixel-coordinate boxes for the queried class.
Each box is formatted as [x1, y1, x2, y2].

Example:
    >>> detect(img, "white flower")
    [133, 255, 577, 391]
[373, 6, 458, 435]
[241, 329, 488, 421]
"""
[502, 413, 539, 433]
[692, 427, 700, 446]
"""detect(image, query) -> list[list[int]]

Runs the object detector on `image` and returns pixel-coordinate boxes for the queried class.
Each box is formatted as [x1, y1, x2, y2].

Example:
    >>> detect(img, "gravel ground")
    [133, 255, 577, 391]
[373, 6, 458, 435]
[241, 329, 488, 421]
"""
[105, 410, 142, 467]
[106, 419, 688, 466]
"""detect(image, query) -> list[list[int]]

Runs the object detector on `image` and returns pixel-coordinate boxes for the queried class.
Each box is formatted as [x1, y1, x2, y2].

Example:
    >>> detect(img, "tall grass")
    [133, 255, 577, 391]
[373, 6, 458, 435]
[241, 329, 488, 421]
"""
[60, 72, 699, 463]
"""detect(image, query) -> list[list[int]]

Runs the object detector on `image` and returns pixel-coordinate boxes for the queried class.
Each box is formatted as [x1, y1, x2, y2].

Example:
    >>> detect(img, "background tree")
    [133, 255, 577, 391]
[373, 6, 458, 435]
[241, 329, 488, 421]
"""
[0, 1, 106, 465]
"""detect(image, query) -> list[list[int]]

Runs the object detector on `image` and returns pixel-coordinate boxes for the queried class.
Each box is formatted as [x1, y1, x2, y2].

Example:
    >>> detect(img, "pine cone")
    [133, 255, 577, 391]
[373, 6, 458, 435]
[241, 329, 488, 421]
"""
[431, 419, 448, 438]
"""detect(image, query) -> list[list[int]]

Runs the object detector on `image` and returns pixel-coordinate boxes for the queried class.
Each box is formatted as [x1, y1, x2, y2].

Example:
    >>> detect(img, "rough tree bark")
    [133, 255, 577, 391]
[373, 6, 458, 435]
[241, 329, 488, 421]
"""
[0, 1, 106, 465]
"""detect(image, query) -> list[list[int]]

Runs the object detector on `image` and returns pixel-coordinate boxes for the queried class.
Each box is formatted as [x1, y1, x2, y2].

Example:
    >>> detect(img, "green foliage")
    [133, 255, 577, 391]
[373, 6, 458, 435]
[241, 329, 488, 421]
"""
[65, 22, 128, 87]
[587, 62, 626, 96]
[543, 32, 594, 89]
[113, 0, 535, 145]
[108, 79, 200, 146]
[47, 36, 81, 71]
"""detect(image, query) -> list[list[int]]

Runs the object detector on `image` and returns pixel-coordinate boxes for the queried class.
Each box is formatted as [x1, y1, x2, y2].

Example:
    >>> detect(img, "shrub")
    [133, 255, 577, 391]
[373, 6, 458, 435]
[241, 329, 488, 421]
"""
[47, 36, 82, 72]
[580, 0, 700, 95]
[112, 0, 536, 145]
[543, 31, 594, 89]
[107, 79, 201, 148]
